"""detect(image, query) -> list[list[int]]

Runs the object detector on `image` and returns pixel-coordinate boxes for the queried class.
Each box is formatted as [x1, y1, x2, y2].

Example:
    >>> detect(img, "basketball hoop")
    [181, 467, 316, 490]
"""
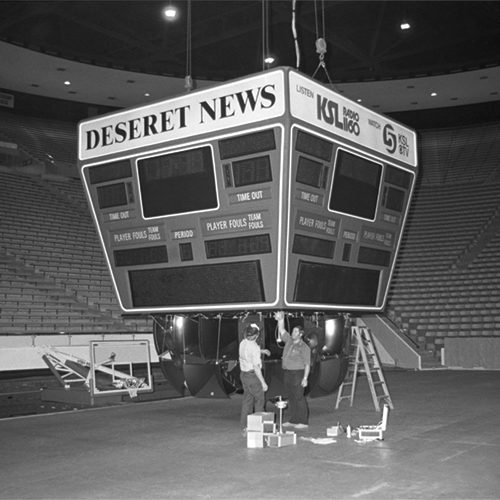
[124, 377, 142, 399]
[127, 386, 138, 398]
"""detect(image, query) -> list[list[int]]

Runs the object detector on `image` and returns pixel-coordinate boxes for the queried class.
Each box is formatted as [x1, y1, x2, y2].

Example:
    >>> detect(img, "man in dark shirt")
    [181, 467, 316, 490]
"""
[274, 311, 310, 429]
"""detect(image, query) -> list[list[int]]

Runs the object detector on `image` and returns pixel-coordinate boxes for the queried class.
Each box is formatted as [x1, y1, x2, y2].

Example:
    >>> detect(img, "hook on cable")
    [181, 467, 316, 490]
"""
[312, 37, 333, 85]
[316, 37, 327, 59]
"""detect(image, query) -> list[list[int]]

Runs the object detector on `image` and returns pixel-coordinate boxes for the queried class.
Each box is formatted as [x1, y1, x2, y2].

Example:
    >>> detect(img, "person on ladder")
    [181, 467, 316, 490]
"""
[274, 311, 311, 429]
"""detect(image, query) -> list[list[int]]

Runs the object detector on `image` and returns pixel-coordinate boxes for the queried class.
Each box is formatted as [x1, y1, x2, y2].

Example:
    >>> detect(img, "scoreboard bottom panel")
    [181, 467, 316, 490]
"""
[129, 260, 265, 307]
[293, 261, 380, 307]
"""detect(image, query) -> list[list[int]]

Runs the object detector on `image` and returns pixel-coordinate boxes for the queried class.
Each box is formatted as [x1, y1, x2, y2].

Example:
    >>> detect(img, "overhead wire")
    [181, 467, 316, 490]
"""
[292, 0, 300, 68]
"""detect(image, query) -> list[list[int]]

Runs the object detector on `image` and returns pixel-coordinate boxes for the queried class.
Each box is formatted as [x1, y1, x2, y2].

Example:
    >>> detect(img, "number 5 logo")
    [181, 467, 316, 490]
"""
[383, 124, 397, 154]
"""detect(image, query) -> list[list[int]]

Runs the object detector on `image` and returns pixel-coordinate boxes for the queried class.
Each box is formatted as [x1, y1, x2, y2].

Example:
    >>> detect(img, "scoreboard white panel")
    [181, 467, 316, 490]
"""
[79, 71, 286, 161]
[289, 71, 417, 168]
[78, 67, 417, 314]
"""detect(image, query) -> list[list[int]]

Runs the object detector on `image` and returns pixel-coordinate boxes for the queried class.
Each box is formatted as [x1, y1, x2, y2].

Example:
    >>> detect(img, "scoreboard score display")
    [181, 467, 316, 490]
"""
[78, 67, 418, 315]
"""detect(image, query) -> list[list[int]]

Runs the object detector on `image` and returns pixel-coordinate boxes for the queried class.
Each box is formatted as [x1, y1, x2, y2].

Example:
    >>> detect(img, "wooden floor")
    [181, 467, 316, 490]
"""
[0, 369, 499, 499]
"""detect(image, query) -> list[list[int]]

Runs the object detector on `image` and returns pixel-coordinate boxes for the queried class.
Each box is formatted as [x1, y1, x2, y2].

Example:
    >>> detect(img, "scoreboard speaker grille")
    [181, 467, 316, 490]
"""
[129, 261, 265, 307]
[294, 261, 380, 306]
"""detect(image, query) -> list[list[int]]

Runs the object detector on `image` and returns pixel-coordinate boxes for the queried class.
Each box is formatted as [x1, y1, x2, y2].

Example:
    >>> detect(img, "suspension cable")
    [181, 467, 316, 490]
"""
[215, 314, 222, 364]
[262, 0, 272, 70]
[314, 0, 319, 39]
[321, 0, 326, 41]
[185, 0, 193, 91]
[262, 0, 266, 70]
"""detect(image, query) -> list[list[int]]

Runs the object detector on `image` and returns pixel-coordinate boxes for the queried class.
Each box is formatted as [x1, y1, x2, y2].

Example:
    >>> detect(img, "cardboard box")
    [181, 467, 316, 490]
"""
[263, 422, 276, 433]
[327, 425, 341, 437]
[247, 431, 264, 448]
[247, 412, 275, 431]
[265, 431, 296, 448]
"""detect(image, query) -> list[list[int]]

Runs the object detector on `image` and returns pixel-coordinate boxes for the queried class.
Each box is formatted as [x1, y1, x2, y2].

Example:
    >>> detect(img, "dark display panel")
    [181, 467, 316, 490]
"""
[205, 234, 271, 259]
[294, 261, 380, 306]
[342, 243, 352, 262]
[357, 246, 391, 267]
[113, 245, 168, 267]
[232, 156, 272, 187]
[97, 182, 128, 209]
[295, 130, 333, 161]
[179, 242, 193, 261]
[129, 261, 265, 307]
[88, 159, 132, 185]
[329, 149, 382, 220]
[383, 186, 405, 212]
[296, 156, 324, 188]
[385, 165, 411, 189]
[219, 129, 276, 160]
[223, 163, 232, 187]
[292, 234, 335, 259]
[138, 146, 217, 218]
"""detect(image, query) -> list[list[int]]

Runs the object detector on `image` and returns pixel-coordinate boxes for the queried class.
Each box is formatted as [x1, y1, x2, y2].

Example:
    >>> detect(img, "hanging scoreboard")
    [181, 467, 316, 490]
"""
[78, 67, 417, 314]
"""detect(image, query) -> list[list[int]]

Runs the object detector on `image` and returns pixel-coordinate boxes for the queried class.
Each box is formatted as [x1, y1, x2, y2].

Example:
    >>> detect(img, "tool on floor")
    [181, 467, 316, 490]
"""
[274, 395, 287, 433]
[300, 436, 336, 445]
[354, 403, 390, 442]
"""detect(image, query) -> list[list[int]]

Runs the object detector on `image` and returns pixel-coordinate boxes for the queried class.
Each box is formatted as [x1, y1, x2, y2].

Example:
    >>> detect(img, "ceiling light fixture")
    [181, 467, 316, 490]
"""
[163, 4, 178, 21]
[64, 80, 71, 86]
[264, 56, 275, 65]
[400, 21, 411, 31]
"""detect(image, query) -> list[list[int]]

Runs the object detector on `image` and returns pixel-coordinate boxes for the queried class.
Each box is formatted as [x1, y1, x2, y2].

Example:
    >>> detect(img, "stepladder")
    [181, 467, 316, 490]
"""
[335, 326, 394, 411]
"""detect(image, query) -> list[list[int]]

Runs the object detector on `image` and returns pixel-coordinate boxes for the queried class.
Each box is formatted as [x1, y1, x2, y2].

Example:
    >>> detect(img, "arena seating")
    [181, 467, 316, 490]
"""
[0, 167, 151, 334]
[0, 110, 76, 169]
[0, 113, 498, 355]
[386, 122, 500, 352]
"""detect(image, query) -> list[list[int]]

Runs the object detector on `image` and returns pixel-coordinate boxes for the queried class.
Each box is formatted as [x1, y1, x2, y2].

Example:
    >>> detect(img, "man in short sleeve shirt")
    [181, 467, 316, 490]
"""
[239, 324, 270, 431]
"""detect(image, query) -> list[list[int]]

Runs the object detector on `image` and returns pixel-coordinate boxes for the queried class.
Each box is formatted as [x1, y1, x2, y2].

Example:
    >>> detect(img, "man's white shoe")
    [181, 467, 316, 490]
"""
[294, 423, 309, 429]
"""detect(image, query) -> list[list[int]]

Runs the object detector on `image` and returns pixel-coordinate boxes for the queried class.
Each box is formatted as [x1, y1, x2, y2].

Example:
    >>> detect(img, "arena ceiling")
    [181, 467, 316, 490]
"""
[1, 1, 500, 117]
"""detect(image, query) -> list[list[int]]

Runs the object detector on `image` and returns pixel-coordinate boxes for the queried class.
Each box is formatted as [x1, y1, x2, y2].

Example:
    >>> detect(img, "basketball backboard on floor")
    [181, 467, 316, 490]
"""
[89, 340, 153, 398]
